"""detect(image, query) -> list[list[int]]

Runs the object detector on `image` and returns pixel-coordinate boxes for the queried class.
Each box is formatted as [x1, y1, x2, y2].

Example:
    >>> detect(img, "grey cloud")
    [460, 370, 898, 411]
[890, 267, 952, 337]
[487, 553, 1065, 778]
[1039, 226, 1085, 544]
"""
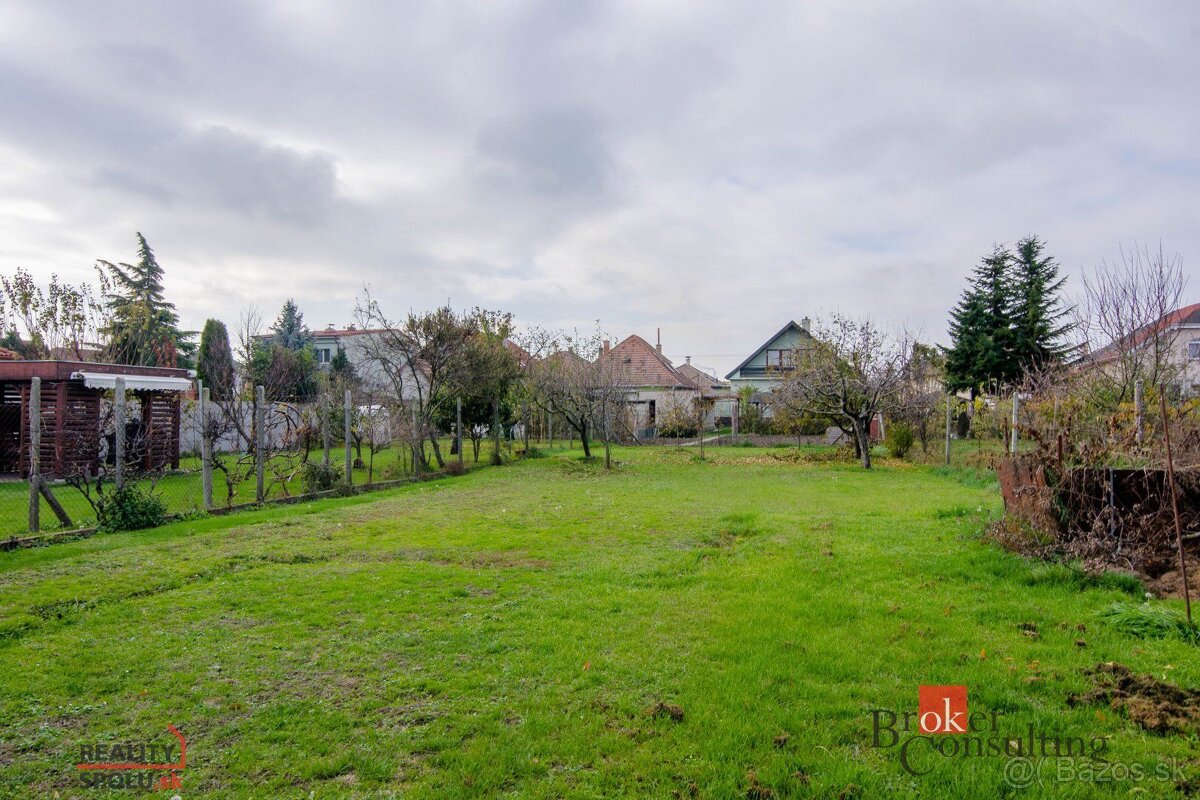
[473, 108, 615, 204]
[96, 126, 340, 226]
[1, 1, 1199, 376]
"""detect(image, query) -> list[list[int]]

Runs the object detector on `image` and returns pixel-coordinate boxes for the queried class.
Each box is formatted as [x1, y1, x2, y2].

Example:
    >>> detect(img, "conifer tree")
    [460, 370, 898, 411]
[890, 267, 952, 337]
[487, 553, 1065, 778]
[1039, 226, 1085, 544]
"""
[944, 245, 1017, 395]
[270, 299, 313, 351]
[1010, 236, 1073, 370]
[196, 319, 235, 399]
[99, 233, 194, 366]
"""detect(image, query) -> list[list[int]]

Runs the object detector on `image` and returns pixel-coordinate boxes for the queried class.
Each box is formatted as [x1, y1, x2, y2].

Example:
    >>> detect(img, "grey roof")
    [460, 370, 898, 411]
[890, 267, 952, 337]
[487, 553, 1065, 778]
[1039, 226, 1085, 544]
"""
[724, 320, 812, 380]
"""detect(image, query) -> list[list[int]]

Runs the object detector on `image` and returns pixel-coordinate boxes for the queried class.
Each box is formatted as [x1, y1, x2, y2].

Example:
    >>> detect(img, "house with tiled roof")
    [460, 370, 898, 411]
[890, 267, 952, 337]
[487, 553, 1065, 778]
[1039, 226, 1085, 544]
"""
[724, 319, 816, 393]
[1081, 301, 1200, 392]
[598, 331, 708, 438]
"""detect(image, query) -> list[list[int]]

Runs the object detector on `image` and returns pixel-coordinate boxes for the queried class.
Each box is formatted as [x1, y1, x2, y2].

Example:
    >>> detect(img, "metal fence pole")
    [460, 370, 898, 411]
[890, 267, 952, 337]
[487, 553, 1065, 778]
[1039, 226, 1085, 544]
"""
[344, 389, 353, 485]
[114, 377, 126, 489]
[944, 395, 952, 466]
[255, 385, 266, 502]
[200, 385, 213, 510]
[28, 376, 40, 533]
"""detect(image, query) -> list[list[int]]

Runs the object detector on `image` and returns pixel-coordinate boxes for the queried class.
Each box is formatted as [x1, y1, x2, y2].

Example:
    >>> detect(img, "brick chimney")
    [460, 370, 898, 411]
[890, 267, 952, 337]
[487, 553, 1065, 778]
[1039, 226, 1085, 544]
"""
[602, 339, 610, 354]
[800, 317, 811, 332]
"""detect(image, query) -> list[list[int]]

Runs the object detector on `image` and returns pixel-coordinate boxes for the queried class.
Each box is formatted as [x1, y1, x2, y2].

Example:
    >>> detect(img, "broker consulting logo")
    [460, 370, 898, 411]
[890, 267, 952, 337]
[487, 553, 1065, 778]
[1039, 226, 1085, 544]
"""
[870, 684, 1107, 777]
[868, 685, 1186, 788]
[75, 723, 186, 792]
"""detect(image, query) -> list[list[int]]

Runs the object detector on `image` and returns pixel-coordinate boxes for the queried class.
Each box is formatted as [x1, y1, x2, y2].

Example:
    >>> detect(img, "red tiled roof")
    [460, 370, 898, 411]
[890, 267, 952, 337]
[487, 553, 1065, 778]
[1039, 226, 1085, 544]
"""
[1085, 302, 1200, 364]
[504, 338, 532, 367]
[0, 347, 20, 361]
[312, 328, 385, 338]
[677, 363, 727, 392]
[600, 334, 694, 389]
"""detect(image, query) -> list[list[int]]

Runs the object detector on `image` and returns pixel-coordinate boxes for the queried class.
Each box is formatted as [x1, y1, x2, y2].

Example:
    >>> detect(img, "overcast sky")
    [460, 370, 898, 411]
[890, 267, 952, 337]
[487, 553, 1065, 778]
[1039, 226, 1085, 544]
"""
[1, 1, 1197, 376]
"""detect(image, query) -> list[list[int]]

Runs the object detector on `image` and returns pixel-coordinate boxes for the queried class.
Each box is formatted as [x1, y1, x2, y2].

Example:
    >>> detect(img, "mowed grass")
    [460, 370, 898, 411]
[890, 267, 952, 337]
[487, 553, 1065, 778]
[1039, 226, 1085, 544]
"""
[0, 447, 1196, 799]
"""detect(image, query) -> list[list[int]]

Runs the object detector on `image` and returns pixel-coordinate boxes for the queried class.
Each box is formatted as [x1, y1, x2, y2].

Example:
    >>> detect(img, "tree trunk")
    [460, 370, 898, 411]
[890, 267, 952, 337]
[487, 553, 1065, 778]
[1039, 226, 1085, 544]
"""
[491, 398, 503, 465]
[853, 418, 872, 469]
[522, 403, 530, 453]
[429, 428, 445, 468]
[603, 411, 611, 469]
[578, 419, 591, 459]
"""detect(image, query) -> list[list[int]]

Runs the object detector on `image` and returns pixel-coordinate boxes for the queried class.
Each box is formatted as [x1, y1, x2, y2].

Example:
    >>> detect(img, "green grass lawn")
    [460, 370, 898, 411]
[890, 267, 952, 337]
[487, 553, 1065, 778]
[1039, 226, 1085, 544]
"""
[0, 446, 1195, 798]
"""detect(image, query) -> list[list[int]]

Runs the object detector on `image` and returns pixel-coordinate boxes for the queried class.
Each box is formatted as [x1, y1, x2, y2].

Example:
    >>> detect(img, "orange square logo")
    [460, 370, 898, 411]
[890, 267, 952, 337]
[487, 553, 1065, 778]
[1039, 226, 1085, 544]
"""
[918, 685, 968, 734]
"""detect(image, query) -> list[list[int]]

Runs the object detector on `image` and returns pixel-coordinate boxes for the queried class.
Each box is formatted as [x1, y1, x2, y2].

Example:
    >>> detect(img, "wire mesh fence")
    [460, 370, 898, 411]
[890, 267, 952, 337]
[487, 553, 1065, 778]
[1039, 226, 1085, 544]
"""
[1, 378, 512, 544]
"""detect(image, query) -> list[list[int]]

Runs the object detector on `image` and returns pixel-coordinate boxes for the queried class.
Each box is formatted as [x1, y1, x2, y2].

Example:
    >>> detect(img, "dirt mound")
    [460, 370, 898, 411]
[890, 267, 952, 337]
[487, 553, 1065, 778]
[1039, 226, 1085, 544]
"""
[1069, 662, 1200, 734]
[1148, 557, 1200, 600]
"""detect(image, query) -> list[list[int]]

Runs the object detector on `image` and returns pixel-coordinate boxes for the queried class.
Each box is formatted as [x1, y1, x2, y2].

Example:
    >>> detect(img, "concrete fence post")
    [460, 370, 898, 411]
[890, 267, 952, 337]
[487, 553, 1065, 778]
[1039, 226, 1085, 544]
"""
[344, 389, 353, 485]
[1134, 380, 1145, 447]
[322, 394, 332, 467]
[114, 377, 126, 489]
[28, 376, 40, 533]
[200, 385, 213, 510]
[944, 395, 952, 466]
[1010, 392, 1020, 455]
[255, 385, 266, 502]
[456, 397, 464, 468]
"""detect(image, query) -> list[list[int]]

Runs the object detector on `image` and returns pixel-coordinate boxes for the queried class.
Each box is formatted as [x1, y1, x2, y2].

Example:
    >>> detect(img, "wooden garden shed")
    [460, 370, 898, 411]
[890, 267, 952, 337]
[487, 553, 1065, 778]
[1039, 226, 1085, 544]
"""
[0, 361, 192, 478]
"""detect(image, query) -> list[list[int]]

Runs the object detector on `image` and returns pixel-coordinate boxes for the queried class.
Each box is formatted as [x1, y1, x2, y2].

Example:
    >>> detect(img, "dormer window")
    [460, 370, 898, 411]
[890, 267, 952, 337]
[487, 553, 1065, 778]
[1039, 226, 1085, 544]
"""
[765, 349, 794, 369]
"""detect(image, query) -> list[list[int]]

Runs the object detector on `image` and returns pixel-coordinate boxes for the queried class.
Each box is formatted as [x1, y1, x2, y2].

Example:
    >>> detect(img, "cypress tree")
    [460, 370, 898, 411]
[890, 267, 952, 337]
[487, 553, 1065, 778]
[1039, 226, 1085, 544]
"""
[196, 319, 235, 399]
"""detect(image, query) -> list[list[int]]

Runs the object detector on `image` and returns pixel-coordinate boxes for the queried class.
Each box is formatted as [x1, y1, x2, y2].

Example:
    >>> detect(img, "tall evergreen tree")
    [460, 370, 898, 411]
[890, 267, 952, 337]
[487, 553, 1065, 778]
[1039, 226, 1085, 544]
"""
[270, 299, 313, 351]
[196, 319, 235, 399]
[99, 233, 194, 367]
[1010, 236, 1073, 370]
[944, 245, 1018, 395]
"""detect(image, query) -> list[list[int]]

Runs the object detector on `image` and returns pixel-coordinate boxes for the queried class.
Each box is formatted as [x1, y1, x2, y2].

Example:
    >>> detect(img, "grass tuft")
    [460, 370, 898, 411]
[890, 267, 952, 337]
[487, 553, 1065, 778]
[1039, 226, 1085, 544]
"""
[1100, 601, 1200, 644]
[1024, 563, 1145, 596]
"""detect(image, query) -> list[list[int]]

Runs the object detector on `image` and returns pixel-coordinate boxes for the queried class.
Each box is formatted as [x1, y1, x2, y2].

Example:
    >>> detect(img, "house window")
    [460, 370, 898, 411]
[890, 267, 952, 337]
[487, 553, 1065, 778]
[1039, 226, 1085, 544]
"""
[764, 349, 794, 369]
[315, 348, 332, 364]
[1189, 340, 1200, 361]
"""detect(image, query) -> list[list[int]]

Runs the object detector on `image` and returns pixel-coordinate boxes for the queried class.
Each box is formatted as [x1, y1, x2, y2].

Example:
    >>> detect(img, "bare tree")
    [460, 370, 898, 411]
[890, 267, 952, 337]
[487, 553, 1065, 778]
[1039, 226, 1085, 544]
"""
[1077, 243, 1187, 403]
[204, 307, 312, 504]
[900, 342, 946, 454]
[521, 326, 628, 466]
[353, 291, 473, 472]
[0, 267, 108, 359]
[452, 310, 521, 465]
[775, 315, 915, 469]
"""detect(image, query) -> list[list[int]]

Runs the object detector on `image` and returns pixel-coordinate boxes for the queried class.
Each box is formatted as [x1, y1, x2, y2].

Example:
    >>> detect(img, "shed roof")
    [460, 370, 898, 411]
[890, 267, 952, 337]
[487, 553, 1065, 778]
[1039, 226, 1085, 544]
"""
[0, 360, 191, 383]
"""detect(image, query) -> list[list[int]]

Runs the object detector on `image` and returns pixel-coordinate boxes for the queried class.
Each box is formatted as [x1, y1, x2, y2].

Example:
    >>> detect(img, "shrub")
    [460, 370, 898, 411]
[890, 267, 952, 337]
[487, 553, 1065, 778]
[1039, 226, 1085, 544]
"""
[657, 420, 698, 438]
[801, 444, 857, 463]
[301, 462, 343, 494]
[884, 422, 914, 458]
[96, 485, 167, 532]
[444, 461, 466, 476]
